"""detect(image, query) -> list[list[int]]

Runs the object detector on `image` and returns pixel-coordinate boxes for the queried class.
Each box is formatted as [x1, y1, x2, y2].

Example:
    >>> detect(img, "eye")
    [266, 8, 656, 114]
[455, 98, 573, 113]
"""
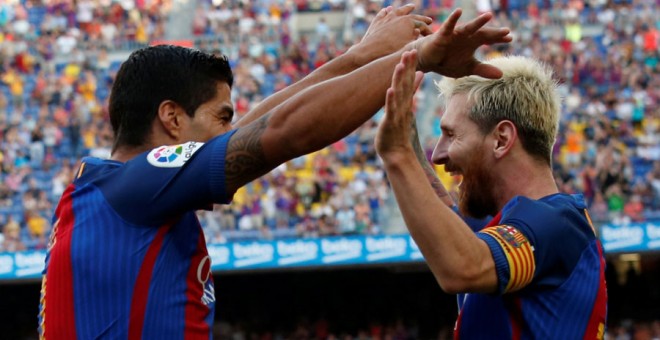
[219, 106, 234, 123]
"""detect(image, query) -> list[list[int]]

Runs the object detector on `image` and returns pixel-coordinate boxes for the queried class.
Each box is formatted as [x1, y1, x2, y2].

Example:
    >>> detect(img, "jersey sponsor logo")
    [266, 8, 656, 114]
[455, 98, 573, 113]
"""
[196, 255, 215, 306]
[147, 141, 203, 168]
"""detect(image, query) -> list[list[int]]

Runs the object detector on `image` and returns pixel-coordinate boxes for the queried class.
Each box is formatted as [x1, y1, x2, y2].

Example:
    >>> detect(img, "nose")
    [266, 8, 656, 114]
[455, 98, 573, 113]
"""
[431, 136, 449, 165]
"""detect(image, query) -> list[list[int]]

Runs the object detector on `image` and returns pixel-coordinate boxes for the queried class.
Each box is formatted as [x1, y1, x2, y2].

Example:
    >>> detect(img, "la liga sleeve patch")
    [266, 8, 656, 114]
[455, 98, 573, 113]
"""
[147, 141, 204, 168]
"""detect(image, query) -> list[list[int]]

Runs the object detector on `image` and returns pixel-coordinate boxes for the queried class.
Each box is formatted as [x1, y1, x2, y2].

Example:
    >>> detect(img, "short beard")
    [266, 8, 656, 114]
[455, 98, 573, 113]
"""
[457, 153, 499, 219]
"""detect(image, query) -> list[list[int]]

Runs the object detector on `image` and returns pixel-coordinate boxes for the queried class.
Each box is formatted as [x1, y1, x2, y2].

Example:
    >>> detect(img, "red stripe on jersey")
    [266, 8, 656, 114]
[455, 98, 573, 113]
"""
[484, 212, 502, 229]
[583, 241, 608, 339]
[453, 312, 463, 340]
[128, 224, 172, 340]
[184, 227, 212, 340]
[44, 185, 77, 339]
[506, 297, 523, 340]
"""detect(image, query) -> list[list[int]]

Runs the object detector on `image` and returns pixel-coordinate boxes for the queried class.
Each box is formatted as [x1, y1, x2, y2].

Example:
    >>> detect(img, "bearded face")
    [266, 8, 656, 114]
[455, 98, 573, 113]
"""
[454, 147, 499, 219]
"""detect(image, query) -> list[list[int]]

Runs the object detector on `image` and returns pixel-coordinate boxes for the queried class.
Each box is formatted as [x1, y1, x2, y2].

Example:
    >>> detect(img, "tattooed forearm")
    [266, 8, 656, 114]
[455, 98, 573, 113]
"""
[225, 115, 270, 193]
[409, 119, 453, 204]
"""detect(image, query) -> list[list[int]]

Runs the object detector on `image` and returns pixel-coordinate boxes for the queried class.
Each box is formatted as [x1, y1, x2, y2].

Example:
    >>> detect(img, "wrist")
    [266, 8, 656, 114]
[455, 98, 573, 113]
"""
[380, 148, 416, 168]
[346, 43, 373, 68]
[404, 40, 425, 72]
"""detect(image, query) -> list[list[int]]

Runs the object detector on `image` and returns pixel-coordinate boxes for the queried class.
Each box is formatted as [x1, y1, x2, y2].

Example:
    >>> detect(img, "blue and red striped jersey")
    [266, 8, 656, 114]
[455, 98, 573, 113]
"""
[455, 194, 607, 339]
[39, 130, 237, 339]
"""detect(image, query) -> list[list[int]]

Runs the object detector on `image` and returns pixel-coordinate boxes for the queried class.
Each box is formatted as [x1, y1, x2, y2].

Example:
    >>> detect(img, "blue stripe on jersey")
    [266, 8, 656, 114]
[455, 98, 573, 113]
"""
[521, 240, 602, 339]
[458, 293, 512, 339]
[71, 186, 157, 338]
[142, 214, 203, 339]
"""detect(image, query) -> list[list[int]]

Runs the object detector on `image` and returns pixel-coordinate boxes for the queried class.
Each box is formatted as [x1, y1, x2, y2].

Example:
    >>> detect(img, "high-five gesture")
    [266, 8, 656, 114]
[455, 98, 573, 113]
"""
[375, 50, 424, 158]
[414, 9, 512, 79]
[349, 4, 433, 65]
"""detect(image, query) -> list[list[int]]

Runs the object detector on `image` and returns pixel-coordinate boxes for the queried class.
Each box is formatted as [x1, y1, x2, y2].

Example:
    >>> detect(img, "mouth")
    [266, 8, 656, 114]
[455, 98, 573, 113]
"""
[445, 166, 462, 177]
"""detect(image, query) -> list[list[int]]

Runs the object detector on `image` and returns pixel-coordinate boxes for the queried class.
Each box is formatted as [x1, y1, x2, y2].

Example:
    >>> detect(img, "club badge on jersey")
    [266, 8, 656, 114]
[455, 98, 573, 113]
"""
[147, 141, 204, 168]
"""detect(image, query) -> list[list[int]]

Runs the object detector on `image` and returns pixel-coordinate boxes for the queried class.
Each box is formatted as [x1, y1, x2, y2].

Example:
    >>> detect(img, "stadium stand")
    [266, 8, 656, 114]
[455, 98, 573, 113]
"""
[2, 0, 658, 250]
[0, 0, 659, 338]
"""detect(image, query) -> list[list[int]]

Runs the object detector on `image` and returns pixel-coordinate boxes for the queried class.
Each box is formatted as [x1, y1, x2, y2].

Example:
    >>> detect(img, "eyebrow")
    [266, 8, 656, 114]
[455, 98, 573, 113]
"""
[221, 104, 234, 120]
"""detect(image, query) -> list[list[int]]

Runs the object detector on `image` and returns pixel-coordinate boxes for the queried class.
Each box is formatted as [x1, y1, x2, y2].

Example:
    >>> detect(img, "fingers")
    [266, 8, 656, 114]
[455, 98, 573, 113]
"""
[412, 16, 433, 36]
[418, 24, 433, 36]
[389, 50, 419, 112]
[459, 12, 493, 35]
[375, 7, 389, 19]
[439, 8, 462, 36]
[413, 71, 424, 92]
[475, 27, 513, 45]
[412, 14, 433, 25]
[395, 3, 415, 15]
[472, 62, 504, 79]
[385, 87, 397, 114]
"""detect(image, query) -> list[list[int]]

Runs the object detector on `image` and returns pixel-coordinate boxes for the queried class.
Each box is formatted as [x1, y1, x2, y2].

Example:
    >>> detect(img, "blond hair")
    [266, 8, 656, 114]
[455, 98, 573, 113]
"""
[436, 56, 561, 165]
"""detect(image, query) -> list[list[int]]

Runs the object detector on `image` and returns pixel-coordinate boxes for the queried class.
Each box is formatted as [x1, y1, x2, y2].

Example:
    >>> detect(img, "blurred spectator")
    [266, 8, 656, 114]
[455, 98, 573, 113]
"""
[1, 216, 25, 252]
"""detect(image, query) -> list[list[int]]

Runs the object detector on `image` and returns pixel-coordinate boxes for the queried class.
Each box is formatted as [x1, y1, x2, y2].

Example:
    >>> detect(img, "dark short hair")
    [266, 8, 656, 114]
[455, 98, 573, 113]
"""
[109, 45, 233, 149]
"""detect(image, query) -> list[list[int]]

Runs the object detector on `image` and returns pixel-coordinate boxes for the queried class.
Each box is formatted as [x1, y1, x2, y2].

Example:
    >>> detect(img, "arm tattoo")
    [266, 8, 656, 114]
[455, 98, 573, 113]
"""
[410, 119, 451, 201]
[225, 115, 270, 192]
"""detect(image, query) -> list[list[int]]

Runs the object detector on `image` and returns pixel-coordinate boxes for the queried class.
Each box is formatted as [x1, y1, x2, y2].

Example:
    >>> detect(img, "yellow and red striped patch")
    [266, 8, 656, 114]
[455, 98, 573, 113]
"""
[480, 225, 536, 293]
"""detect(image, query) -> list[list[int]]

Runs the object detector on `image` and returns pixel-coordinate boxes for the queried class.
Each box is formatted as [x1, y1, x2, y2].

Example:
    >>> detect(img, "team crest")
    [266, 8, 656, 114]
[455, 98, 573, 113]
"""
[147, 141, 204, 168]
[494, 225, 527, 248]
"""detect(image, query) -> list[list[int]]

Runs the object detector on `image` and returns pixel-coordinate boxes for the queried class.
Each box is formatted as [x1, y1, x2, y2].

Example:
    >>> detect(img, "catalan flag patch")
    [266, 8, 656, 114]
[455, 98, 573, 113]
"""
[480, 225, 536, 293]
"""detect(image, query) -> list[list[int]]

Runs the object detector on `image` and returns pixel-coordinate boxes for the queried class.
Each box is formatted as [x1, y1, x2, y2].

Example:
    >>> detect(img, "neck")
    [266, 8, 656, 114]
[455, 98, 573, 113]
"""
[495, 158, 559, 211]
[110, 145, 153, 163]
[110, 127, 176, 162]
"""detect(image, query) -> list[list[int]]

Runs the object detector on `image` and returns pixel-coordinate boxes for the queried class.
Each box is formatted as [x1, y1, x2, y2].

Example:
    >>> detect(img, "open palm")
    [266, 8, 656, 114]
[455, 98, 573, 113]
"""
[415, 9, 512, 79]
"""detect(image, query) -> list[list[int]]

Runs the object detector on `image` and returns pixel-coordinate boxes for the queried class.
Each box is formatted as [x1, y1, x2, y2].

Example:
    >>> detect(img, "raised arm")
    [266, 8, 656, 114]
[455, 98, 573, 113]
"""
[224, 9, 511, 197]
[233, 4, 433, 128]
[409, 119, 455, 207]
[375, 14, 504, 294]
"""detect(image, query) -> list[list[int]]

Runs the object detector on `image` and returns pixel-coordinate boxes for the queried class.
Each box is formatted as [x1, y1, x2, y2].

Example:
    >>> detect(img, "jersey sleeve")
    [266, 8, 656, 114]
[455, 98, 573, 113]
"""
[476, 196, 593, 295]
[95, 130, 238, 226]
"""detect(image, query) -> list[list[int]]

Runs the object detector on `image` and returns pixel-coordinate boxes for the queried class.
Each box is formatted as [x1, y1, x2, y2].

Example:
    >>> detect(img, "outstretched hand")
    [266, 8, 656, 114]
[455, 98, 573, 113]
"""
[414, 9, 512, 79]
[375, 50, 424, 159]
[349, 4, 433, 64]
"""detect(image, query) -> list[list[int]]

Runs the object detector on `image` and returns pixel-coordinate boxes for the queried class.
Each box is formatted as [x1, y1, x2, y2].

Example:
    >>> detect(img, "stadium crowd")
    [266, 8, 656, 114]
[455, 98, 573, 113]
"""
[0, 0, 658, 253]
[0, 0, 659, 339]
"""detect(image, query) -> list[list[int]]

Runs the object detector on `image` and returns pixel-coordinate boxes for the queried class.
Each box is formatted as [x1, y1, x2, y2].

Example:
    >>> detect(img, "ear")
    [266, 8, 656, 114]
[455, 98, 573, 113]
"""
[491, 120, 517, 160]
[157, 100, 185, 140]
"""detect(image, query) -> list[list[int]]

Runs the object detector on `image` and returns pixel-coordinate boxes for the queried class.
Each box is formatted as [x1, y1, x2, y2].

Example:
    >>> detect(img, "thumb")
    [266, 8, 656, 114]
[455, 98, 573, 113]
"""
[473, 63, 503, 79]
[413, 71, 424, 91]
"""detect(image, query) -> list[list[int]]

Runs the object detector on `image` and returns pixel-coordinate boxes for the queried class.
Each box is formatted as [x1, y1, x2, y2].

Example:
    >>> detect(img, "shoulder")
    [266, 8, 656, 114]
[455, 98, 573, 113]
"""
[73, 156, 123, 185]
[501, 194, 591, 233]
[500, 194, 597, 252]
